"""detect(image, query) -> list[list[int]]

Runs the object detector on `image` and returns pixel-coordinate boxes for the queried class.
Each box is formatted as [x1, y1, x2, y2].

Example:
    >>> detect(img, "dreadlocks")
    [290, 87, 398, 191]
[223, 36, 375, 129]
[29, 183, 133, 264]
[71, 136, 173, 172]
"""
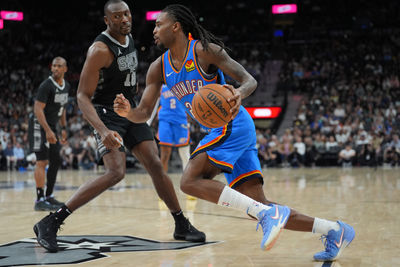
[162, 4, 225, 51]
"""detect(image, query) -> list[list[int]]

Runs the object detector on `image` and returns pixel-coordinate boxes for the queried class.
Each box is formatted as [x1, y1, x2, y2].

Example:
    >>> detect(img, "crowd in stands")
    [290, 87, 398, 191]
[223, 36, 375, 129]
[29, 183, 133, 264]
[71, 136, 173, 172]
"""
[257, 28, 400, 168]
[1, 0, 399, 171]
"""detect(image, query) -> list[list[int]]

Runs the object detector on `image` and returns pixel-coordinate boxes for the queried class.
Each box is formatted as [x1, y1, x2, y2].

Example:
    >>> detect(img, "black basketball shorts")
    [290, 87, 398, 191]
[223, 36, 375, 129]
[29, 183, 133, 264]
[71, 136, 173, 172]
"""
[94, 106, 154, 158]
[28, 114, 60, 161]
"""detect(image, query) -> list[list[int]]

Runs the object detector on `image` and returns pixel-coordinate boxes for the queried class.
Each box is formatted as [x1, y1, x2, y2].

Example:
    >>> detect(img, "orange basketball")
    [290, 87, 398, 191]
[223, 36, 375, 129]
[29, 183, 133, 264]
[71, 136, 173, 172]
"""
[192, 84, 233, 128]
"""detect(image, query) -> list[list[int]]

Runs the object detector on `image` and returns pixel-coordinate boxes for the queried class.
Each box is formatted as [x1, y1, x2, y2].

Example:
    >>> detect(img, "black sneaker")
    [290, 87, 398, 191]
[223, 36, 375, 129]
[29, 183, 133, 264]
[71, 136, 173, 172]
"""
[33, 213, 63, 252]
[34, 200, 57, 211]
[174, 217, 206, 242]
[46, 196, 64, 209]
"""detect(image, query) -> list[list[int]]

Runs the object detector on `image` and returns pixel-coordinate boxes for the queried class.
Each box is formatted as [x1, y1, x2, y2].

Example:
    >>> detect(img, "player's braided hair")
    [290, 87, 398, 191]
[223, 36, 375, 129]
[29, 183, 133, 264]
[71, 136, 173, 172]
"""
[162, 4, 225, 51]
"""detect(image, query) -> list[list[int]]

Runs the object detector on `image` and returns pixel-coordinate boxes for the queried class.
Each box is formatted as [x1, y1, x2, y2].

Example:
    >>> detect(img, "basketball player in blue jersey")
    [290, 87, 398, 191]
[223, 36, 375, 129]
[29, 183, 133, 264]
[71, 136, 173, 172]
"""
[157, 84, 190, 172]
[33, 0, 204, 253]
[114, 4, 355, 261]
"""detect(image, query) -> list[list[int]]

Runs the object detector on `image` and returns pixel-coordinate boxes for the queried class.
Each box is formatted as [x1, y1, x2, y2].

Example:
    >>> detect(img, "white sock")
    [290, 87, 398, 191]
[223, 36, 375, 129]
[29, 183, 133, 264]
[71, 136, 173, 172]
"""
[312, 218, 340, 235]
[217, 186, 271, 219]
[178, 145, 190, 170]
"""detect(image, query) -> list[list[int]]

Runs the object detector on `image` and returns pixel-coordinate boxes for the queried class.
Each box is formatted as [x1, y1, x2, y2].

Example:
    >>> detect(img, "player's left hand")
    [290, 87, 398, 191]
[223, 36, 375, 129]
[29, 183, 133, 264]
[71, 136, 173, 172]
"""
[224, 84, 241, 120]
[113, 93, 131, 117]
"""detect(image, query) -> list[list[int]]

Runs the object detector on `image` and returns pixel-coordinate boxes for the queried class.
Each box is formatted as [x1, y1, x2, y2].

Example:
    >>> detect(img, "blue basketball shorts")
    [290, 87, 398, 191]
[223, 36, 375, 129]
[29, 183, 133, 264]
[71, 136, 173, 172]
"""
[158, 120, 190, 147]
[190, 106, 263, 189]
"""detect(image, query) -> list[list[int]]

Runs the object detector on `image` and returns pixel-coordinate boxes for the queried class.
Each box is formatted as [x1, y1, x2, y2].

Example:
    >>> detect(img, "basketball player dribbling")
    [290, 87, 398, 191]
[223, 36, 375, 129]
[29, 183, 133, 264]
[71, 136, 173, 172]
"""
[114, 4, 355, 260]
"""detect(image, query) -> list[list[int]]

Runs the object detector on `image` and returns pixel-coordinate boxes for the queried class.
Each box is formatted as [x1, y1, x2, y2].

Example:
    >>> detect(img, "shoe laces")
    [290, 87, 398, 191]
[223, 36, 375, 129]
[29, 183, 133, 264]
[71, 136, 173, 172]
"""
[319, 234, 336, 252]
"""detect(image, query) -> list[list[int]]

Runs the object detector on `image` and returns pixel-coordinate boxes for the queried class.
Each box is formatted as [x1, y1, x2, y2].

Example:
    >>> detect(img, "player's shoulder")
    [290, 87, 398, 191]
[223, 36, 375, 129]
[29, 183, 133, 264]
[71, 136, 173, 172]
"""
[195, 41, 223, 54]
[89, 41, 110, 56]
[38, 77, 52, 89]
[85, 40, 113, 67]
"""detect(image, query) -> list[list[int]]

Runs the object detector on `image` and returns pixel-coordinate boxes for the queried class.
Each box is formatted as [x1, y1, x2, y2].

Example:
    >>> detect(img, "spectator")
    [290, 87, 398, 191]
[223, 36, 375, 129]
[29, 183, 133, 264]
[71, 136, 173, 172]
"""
[304, 136, 318, 167]
[288, 147, 303, 168]
[325, 135, 339, 153]
[338, 143, 356, 167]
[0, 143, 7, 170]
[383, 133, 400, 166]
[70, 141, 84, 170]
[292, 136, 306, 164]
[13, 142, 26, 170]
[358, 144, 377, 167]
[4, 142, 15, 170]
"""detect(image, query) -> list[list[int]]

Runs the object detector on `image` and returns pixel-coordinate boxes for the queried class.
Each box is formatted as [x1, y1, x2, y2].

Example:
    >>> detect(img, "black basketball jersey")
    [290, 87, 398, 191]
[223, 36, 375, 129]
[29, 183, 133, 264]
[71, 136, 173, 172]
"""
[35, 76, 70, 128]
[92, 32, 138, 107]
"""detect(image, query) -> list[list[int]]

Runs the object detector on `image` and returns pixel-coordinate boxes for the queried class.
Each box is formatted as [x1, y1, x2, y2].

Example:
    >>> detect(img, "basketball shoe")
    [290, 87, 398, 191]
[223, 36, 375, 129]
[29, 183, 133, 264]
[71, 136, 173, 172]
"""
[173, 217, 206, 242]
[33, 213, 63, 252]
[46, 196, 64, 209]
[256, 204, 291, 250]
[34, 200, 56, 211]
[313, 221, 355, 261]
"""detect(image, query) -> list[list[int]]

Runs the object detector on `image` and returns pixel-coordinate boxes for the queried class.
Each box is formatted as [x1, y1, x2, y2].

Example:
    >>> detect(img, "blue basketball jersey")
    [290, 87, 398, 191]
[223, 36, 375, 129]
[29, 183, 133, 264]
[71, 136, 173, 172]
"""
[161, 39, 263, 188]
[159, 84, 187, 124]
[162, 40, 226, 131]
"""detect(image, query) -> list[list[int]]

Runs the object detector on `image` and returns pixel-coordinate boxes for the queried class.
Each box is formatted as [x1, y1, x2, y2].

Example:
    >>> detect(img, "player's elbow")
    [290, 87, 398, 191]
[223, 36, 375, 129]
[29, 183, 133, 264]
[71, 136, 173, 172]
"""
[250, 77, 258, 93]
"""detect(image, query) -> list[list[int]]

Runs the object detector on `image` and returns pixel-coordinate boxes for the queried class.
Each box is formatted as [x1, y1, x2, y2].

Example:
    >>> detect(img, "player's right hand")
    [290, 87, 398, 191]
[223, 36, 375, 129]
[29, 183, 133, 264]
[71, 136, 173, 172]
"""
[101, 130, 123, 149]
[45, 130, 57, 144]
[113, 93, 131, 118]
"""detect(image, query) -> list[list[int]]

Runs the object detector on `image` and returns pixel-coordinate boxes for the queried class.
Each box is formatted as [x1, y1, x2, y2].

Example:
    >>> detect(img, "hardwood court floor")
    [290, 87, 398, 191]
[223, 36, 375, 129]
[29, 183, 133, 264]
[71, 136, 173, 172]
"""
[0, 167, 399, 266]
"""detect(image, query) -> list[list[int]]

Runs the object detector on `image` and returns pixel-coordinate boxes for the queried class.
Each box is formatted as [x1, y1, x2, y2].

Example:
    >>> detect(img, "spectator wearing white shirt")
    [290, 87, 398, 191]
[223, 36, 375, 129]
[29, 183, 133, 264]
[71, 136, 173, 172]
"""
[339, 143, 356, 167]
[335, 129, 350, 146]
[333, 104, 346, 118]
[325, 135, 339, 152]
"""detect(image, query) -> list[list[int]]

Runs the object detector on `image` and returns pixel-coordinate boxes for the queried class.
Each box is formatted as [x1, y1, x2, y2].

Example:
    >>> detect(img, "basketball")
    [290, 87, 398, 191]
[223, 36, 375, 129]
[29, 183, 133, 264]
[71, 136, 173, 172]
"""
[192, 84, 233, 128]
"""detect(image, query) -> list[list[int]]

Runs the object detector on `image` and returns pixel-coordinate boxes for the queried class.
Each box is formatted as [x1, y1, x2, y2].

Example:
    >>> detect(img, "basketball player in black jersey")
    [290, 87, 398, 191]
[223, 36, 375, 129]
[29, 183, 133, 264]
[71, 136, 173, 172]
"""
[33, 0, 205, 253]
[28, 57, 70, 211]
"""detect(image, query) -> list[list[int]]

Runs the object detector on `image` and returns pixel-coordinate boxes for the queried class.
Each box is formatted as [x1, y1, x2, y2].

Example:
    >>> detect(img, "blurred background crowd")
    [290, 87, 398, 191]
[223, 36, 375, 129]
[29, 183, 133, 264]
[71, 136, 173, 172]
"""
[0, 0, 399, 171]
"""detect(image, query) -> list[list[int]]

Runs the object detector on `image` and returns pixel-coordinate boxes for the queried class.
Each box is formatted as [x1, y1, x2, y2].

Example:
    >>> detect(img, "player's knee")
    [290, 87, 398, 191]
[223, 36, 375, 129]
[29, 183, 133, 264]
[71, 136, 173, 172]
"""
[146, 159, 164, 175]
[180, 180, 189, 194]
[36, 160, 48, 168]
[180, 176, 194, 194]
[107, 169, 125, 185]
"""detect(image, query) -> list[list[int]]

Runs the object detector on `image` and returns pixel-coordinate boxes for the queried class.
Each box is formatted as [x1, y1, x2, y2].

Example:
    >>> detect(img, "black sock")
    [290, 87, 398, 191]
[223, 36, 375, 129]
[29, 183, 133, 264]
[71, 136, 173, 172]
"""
[171, 210, 186, 224]
[54, 205, 72, 223]
[36, 188, 44, 201]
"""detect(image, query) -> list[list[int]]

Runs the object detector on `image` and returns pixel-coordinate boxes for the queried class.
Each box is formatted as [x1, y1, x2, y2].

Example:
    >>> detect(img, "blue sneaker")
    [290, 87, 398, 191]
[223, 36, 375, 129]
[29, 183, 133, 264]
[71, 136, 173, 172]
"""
[256, 204, 291, 250]
[314, 221, 355, 261]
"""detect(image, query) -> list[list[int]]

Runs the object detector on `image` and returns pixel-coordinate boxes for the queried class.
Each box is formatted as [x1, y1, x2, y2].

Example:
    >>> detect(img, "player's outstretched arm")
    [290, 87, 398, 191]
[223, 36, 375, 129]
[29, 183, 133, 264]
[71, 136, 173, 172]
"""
[114, 57, 163, 123]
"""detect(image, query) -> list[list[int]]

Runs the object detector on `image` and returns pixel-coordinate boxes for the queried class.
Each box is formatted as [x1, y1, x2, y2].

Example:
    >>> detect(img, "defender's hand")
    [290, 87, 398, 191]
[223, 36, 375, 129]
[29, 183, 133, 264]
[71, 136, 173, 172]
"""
[224, 84, 241, 120]
[46, 130, 57, 144]
[101, 129, 123, 149]
[113, 93, 131, 118]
